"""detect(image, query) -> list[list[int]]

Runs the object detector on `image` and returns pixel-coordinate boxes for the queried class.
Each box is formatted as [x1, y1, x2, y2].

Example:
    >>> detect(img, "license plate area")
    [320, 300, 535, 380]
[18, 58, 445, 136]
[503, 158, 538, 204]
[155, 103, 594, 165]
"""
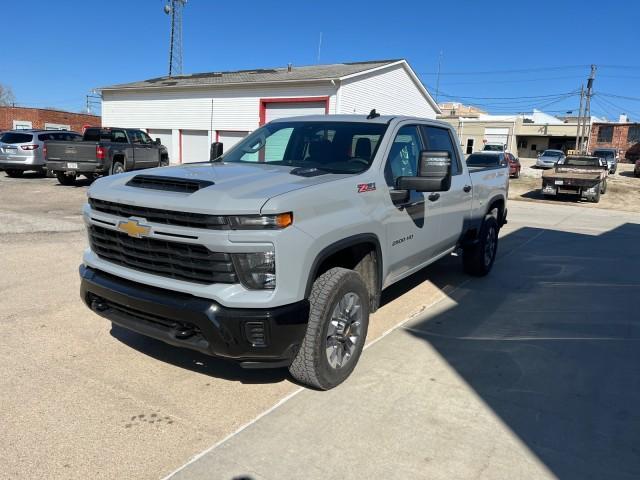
[67, 162, 78, 169]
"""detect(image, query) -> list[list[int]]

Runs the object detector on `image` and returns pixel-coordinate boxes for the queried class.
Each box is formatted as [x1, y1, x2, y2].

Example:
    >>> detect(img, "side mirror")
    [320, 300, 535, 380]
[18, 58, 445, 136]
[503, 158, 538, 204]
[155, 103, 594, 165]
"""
[155, 138, 161, 145]
[210, 142, 223, 161]
[396, 150, 452, 192]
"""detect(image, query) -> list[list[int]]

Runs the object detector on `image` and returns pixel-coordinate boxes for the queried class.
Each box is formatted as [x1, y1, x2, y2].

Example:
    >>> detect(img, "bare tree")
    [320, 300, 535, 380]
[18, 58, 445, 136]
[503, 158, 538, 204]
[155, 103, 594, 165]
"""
[0, 84, 15, 106]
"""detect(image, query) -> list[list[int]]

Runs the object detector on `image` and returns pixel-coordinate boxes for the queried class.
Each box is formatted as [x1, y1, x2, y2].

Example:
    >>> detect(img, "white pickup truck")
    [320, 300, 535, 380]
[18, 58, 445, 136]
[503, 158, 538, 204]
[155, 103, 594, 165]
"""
[80, 114, 509, 389]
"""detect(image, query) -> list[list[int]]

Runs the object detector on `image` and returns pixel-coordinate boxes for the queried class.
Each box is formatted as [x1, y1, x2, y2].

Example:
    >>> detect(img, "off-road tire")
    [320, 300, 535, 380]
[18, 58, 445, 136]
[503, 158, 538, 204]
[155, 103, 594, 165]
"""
[111, 161, 125, 175]
[289, 267, 370, 390]
[463, 216, 499, 277]
[5, 169, 23, 178]
[55, 171, 76, 186]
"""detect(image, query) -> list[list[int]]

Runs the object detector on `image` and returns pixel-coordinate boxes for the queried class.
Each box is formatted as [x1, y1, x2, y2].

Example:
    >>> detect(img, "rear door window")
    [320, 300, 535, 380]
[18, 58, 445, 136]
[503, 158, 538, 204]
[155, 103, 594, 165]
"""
[1, 132, 34, 144]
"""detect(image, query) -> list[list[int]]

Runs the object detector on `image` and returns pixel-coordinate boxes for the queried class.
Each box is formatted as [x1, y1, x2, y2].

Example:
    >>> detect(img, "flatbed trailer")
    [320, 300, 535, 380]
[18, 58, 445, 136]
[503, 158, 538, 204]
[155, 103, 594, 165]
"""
[541, 155, 608, 203]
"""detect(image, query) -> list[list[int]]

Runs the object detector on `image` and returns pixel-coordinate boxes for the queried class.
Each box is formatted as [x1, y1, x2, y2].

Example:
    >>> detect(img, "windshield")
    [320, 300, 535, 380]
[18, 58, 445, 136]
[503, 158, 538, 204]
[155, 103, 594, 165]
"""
[218, 121, 388, 174]
[542, 150, 563, 157]
[466, 153, 501, 167]
[593, 150, 614, 159]
[483, 144, 504, 151]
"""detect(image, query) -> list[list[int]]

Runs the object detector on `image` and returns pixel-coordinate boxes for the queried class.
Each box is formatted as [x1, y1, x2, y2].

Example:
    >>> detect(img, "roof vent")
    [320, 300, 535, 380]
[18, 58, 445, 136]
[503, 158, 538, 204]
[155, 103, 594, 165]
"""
[126, 175, 214, 193]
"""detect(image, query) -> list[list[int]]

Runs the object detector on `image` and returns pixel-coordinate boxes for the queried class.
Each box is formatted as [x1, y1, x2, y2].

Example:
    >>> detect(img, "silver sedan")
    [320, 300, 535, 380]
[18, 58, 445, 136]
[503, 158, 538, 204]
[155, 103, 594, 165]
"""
[536, 149, 565, 168]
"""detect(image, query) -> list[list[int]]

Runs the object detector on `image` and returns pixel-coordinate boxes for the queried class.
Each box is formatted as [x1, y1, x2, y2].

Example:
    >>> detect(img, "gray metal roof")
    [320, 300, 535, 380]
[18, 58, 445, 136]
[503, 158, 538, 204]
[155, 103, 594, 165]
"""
[101, 59, 403, 90]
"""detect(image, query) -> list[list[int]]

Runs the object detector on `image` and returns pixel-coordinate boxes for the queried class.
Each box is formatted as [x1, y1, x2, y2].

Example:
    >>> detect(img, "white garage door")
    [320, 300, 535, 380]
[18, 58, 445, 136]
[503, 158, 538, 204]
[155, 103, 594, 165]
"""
[218, 131, 248, 153]
[264, 101, 326, 123]
[181, 130, 209, 163]
[148, 129, 173, 163]
[484, 127, 509, 147]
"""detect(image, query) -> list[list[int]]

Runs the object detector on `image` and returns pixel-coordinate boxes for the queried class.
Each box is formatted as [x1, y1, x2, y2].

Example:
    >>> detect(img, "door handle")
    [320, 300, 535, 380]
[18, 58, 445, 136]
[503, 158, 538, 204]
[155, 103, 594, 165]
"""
[463, 185, 472, 193]
[428, 193, 440, 202]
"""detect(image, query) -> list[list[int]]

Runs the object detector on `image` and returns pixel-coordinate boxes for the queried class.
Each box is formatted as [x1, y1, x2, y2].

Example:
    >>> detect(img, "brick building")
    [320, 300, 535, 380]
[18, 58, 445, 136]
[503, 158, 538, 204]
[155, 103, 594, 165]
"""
[0, 106, 100, 133]
[589, 122, 640, 160]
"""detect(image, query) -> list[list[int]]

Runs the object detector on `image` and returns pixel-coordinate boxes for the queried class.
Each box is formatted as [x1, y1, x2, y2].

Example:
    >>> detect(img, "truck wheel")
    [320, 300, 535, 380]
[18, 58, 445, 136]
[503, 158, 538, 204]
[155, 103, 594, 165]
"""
[600, 179, 607, 194]
[591, 185, 601, 203]
[160, 156, 169, 167]
[289, 267, 370, 390]
[111, 161, 125, 175]
[463, 216, 499, 277]
[5, 169, 23, 178]
[55, 171, 76, 186]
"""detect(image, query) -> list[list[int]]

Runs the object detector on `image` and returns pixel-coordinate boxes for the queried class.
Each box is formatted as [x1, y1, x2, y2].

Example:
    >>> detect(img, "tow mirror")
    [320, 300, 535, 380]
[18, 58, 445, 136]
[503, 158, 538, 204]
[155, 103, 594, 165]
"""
[396, 150, 452, 192]
[210, 142, 223, 161]
[155, 138, 161, 145]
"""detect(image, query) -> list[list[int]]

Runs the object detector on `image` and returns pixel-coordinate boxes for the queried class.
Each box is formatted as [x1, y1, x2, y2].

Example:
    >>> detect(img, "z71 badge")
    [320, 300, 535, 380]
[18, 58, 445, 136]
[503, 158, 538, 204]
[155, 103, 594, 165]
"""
[357, 182, 376, 193]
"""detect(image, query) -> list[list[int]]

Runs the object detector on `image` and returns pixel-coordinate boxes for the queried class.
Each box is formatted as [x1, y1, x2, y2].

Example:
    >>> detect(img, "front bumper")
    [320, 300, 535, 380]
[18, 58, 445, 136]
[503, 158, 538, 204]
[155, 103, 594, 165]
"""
[79, 265, 309, 367]
[47, 160, 106, 174]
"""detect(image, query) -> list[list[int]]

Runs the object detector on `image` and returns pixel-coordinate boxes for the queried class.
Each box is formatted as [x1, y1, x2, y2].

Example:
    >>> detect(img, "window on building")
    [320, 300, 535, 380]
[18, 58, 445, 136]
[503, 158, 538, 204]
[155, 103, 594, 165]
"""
[12, 120, 32, 130]
[531, 144, 537, 151]
[465, 138, 474, 155]
[597, 125, 613, 143]
[627, 125, 640, 143]
[44, 123, 70, 131]
[517, 139, 528, 149]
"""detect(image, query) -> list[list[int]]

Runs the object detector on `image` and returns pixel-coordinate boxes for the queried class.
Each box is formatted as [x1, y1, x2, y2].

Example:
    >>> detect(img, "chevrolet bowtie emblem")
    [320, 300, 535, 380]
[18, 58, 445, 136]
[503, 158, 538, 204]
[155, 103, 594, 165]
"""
[117, 219, 151, 238]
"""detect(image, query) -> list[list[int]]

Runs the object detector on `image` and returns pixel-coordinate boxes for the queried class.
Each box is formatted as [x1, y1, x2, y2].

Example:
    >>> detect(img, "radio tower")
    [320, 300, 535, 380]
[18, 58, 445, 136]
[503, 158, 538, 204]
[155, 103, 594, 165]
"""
[164, 0, 187, 76]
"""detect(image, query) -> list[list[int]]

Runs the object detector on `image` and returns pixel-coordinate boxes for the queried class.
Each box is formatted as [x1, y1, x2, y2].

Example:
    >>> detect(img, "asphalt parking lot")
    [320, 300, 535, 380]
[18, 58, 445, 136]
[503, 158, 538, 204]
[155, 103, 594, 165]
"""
[1, 173, 639, 479]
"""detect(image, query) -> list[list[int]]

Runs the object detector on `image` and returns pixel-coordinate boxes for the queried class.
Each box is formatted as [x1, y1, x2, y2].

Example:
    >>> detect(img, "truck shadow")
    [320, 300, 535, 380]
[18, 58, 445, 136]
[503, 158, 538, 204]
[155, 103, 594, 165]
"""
[110, 326, 288, 384]
[400, 222, 640, 479]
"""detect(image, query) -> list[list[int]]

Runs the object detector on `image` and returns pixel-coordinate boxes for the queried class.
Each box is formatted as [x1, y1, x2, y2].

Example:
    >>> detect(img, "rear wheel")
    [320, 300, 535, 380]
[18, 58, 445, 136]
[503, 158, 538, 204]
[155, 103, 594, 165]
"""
[111, 161, 125, 175]
[5, 169, 23, 178]
[160, 156, 169, 167]
[591, 184, 601, 203]
[601, 179, 607, 194]
[55, 171, 76, 186]
[463, 216, 499, 277]
[289, 267, 370, 390]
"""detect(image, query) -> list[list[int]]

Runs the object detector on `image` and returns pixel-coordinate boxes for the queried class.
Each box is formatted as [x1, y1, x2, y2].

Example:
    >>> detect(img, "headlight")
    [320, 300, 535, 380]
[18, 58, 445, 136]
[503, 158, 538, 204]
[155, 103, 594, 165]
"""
[232, 251, 276, 289]
[228, 213, 293, 230]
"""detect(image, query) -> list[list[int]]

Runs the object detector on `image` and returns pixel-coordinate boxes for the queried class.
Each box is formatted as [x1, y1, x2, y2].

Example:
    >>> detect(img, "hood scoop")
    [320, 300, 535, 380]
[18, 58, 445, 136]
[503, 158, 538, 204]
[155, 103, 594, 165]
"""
[289, 167, 328, 178]
[126, 175, 214, 193]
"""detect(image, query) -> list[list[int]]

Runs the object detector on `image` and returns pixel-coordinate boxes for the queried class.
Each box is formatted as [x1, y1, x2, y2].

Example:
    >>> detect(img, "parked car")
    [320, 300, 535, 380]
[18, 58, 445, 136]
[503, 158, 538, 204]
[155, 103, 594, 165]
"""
[505, 152, 521, 178]
[536, 149, 565, 168]
[625, 143, 640, 163]
[591, 148, 618, 174]
[483, 142, 505, 152]
[465, 151, 508, 169]
[542, 155, 608, 203]
[79, 114, 509, 390]
[0, 129, 82, 177]
[45, 127, 169, 185]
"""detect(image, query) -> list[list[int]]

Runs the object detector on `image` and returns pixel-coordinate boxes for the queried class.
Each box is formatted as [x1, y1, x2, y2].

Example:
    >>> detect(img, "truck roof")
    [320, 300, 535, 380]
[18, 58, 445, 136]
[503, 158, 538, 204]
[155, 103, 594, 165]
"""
[269, 114, 452, 128]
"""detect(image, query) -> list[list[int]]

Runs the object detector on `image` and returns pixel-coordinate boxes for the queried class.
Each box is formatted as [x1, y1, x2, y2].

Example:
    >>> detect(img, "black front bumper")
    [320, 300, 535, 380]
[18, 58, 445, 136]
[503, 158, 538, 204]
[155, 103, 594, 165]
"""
[79, 266, 309, 367]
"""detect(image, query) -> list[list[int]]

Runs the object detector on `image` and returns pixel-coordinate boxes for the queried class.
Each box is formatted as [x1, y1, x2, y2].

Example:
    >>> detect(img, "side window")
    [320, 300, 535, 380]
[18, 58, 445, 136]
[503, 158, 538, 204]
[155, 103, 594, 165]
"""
[384, 125, 422, 187]
[140, 132, 153, 144]
[421, 126, 462, 175]
[128, 130, 142, 144]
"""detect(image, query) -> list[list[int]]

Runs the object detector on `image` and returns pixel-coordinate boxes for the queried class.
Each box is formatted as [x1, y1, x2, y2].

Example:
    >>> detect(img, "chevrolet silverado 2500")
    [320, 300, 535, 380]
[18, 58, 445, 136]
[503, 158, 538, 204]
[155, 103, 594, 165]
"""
[79, 115, 509, 389]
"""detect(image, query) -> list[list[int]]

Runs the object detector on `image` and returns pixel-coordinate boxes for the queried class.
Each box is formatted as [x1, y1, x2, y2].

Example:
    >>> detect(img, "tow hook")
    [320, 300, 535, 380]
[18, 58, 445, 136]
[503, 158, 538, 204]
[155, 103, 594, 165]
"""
[175, 325, 195, 340]
[90, 297, 109, 312]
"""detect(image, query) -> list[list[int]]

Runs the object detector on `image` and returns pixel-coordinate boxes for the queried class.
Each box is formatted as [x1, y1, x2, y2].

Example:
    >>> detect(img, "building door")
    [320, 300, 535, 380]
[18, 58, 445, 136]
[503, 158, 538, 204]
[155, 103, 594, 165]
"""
[466, 138, 474, 154]
[484, 127, 509, 148]
[263, 100, 327, 124]
[148, 129, 173, 163]
[181, 130, 209, 163]
[218, 131, 248, 153]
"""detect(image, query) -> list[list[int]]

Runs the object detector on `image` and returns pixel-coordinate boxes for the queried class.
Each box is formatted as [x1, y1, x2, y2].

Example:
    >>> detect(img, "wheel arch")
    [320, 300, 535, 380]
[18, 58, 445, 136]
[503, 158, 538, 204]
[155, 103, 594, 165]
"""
[305, 234, 383, 312]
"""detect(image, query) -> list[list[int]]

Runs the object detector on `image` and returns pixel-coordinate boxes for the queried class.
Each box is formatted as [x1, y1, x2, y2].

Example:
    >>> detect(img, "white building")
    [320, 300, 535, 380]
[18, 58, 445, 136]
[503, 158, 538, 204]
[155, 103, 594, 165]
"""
[99, 59, 440, 163]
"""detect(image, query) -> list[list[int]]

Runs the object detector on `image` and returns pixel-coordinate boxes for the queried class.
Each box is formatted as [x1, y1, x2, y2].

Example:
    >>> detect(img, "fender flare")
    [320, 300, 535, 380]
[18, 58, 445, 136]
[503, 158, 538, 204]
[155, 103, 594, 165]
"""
[304, 233, 384, 305]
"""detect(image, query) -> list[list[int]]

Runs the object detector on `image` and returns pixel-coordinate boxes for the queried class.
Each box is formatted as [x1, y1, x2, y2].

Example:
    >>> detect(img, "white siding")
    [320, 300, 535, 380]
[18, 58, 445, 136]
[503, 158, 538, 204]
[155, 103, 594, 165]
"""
[102, 84, 337, 133]
[338, 64, 436, 118]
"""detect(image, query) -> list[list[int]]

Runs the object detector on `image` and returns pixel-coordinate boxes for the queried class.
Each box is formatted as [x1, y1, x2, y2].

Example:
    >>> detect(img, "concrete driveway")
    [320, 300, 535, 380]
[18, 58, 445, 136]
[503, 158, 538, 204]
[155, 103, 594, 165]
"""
[1, 174, 639, 479]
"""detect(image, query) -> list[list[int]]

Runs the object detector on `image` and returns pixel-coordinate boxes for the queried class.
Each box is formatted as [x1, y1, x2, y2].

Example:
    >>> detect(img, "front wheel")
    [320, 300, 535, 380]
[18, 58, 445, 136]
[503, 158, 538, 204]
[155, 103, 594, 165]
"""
[601, 179, 607, 194]
[289, 267, 370, 390]
[463, 216, 499, 277]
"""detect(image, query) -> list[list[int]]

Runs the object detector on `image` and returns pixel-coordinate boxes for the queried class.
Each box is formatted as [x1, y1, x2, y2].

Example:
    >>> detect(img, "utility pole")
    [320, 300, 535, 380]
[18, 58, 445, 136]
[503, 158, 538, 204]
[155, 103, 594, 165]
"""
[575, 84, 585, 151]
[435, 50, 443, 103]
[582, 64, 596, 153]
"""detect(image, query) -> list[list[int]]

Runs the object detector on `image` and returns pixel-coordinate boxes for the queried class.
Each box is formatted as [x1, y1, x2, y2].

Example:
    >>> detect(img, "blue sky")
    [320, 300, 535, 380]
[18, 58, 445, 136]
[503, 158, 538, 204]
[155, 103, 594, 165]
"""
[2, 0, 640, 120]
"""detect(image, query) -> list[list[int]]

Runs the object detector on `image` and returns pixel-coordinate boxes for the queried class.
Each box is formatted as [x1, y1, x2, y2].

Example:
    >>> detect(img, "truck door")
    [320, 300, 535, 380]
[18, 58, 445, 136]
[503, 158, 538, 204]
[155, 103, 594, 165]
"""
[128, 130, 155, 168]
[382, 124, 441, 282]
[420, 125, 473, 254]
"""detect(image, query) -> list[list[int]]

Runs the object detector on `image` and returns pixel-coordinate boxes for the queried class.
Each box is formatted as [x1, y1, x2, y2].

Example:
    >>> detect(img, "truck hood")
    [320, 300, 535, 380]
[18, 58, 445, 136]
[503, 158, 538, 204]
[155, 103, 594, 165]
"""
[88, 162, 349, 214]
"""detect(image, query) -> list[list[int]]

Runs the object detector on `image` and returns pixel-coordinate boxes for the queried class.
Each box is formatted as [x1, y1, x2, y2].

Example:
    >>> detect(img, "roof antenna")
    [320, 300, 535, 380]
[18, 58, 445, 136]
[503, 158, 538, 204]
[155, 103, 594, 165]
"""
[367, 109, 380, 119]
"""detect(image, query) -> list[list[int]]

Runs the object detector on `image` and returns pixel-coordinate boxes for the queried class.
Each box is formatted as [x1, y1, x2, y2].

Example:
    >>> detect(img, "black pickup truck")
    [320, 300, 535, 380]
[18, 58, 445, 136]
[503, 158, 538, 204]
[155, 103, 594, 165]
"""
[45, 127, 169, 185]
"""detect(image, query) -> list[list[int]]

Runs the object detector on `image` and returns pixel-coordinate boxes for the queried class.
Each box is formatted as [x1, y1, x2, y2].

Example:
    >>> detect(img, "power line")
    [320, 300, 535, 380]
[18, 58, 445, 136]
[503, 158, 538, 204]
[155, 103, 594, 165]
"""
[427, 74, 584, 86]
[425, 87, 578, 100]
[418, 65, 591, 76]
[598, 92, 640, 102]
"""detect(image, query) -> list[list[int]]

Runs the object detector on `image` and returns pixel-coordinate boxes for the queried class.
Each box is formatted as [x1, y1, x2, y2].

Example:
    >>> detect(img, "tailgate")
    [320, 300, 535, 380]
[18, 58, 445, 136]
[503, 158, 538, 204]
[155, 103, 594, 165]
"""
[46, 142, 98, 163]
